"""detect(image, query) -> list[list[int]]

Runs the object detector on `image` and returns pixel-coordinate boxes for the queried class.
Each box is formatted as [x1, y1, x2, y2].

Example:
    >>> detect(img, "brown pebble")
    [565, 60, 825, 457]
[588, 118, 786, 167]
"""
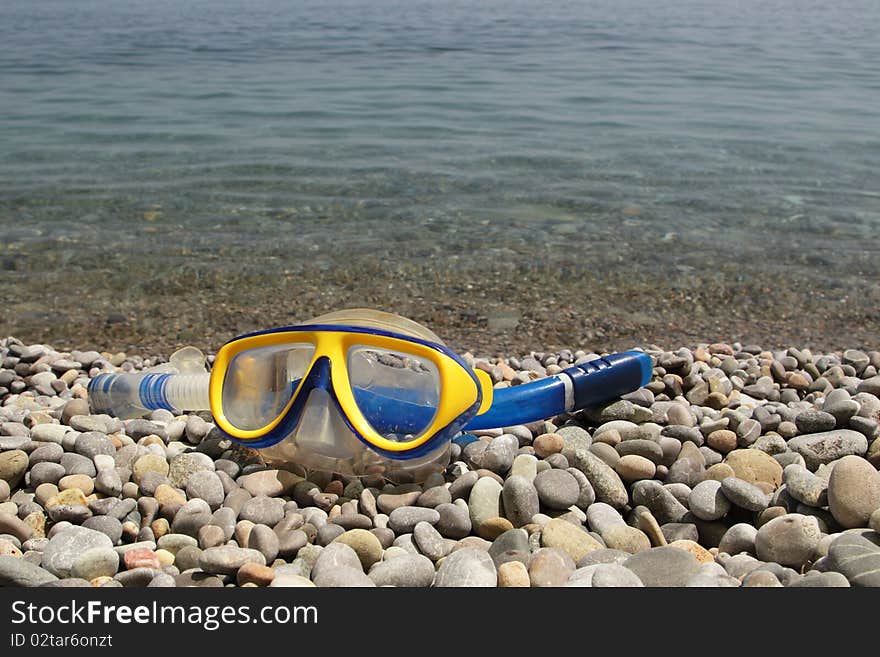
[497, 560, 530, 587]
[237, 562, 275, 586]
[533, 433, 565, 458]
[477, 516, 513, 540]
[706, 430, 737, 454]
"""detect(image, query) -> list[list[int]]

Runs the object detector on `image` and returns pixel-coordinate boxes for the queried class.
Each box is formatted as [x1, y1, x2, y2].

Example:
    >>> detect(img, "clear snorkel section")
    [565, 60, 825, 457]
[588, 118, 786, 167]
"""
[256, 310, 453, 482]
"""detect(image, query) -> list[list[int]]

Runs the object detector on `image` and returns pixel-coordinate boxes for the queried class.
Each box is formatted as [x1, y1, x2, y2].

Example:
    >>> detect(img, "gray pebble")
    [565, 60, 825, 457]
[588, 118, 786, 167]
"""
[689, 480, 732, 521]
[533, 468, 579, 510]
[718, 523, 758, 556]
[82, 515, 123, 544]
[388, 506, 440, 534]
[0, 554, 59, 586]
[783, 464, 828, 507]
[368, 553, 435, 587]
[185, 470, 225, 511]
[721, 477, 769, 512]
[199, 546, 265, 575]
[239, 496, 285, 527]
[569, 449, 629, 510]
[60, 452, 96, 477]
[755, 514, 821, 568]
[632, 480, 688, 524]
[434, 502, 471, 539]
[41, 526, 114, 577]
[787, 430, 868, 470]
[623, 546, 701, 587]
[434, 547, 497, 587]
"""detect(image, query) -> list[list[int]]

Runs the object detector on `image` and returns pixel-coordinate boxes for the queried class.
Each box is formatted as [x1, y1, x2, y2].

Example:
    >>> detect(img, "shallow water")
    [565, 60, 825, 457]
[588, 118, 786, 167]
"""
[1, 0, 879, 353]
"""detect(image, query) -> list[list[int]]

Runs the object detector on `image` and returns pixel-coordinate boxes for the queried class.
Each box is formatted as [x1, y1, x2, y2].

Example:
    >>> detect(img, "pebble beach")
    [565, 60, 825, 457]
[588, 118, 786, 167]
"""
[1, 335, 879, 588]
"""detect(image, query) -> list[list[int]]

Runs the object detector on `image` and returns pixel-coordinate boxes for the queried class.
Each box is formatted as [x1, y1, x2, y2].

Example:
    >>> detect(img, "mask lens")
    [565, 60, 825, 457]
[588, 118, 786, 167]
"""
[347, 345, 441, 442]
[221, 343, 315, 430]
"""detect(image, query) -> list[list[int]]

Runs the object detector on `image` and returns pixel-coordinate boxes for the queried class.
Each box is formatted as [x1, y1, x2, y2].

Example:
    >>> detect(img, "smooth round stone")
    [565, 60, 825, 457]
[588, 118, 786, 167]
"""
[788, 571, 850, 587]
[623, 546, 701, 587]
[0, 513, 33, 543]
[0, 450, 28, 488]
[28, 443, 64, 467]
[314, 566, 376, 587]
[367, 553, 435, 587]
[631, 480, 688, 524]
[413, 521, 453, 561]
[689, 480, 731, 521]
[269, 574, 315, 588]
[533, 469, 579, 510]
[510, 454, 539, 482]
[167, 452, 215, 488]
[132, 454, 169, 484]
[787, 430, 868, 471]
[93, 468, 123, 497]
[871, 508, 880, 533]
[783, 464, 828, 508]
[528, 547, 575, 587]
[170, 507, 213, 539]
[614, 454, 656, 482]
[239, 496, 285, 527]
[311, 542, 362, 581]
[589, 563, 645, 587]
[497, 560, 531, 587]
[30, 462, 66, 487]
[185, 470, 225, 511]
[236, 469, 301, 497]
[795, 410, 837, 434]
[718, 523, 758, 556]
[376, 491, 422, 514]
[755, 514, 821, 568]
[533, 433, 565, 458]
[197, 525, 225, 549]
[30, 423, 71, 445]
[601, 525, 651, 554]
[723, 449, 783, 488]
[540, 517, 603, 563]
[199, 546, 265, 575]
[827, 533, 880, 587]
[416, 486, 451, 508]
[73, 432, 115, 460]
[556, 425, 592, 456]
[0, 554, 58, 586]
[448, 471, 479, 500]
[434, 503, 471, 539]
[577, 548, 635, 568]
[82, 515, 123, 544]
[827, 455, 880, 529]
[246, 524, 279, 562]
[42, 526, 114, 578]
[468, 477, 503, 530]
[333, 529, 383, 570]
[721, 477, 769, 512]
[499, 476, 537, 528]
[569, 449, 629, 510]
[480, 434, 518, 474]
[435, 548, 497, 587]
[585, 503, 625, 535]
[706, 430, 737, 454]
[387, 506, 440, 535]
[617, 439, 664, 463]
[666, 404, 694, 427]
[477, 516, 513, 540]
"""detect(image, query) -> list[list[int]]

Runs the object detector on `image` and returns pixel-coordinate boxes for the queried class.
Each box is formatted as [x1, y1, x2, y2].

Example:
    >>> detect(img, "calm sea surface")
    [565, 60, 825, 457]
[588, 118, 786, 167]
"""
[1, 0, 879, 351]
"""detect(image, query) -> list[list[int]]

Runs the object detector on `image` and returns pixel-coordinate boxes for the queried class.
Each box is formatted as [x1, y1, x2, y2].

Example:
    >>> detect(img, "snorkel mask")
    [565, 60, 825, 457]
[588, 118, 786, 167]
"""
[89, 309, 653, 481]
